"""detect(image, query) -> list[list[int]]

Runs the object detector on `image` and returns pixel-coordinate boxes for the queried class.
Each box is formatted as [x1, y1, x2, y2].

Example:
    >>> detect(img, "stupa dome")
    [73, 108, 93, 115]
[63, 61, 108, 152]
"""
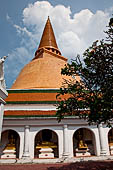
[11, 17, 73, 89]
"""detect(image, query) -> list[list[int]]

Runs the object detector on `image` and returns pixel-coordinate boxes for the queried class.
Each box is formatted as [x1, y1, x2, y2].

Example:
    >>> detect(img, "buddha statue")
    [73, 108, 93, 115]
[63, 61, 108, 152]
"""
[109, 136, 113, 146]
[5, 135, 16, 150]
[9, 135, 15, 144]
[78, 140, 88, 150]
[36, 141, 57, 149]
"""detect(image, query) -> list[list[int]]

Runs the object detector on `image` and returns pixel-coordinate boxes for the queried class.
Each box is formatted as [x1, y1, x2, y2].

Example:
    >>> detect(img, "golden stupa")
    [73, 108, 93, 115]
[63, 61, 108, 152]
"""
[11, 17, 78, 89]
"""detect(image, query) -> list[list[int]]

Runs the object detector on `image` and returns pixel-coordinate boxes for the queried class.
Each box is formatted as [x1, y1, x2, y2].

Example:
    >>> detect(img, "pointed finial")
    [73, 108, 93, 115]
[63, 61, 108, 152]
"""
[35, 17, 61, 57]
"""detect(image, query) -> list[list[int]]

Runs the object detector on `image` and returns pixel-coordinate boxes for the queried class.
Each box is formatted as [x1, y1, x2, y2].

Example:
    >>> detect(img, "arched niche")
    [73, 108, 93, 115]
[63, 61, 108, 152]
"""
[34, 129, 59, 158]
[0, 129, 20, 158]
[73, 128, 96, 157]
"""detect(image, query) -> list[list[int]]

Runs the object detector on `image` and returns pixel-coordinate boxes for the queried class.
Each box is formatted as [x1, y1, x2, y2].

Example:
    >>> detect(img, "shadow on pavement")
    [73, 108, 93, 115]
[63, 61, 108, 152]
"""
[48, 161, 113, 170]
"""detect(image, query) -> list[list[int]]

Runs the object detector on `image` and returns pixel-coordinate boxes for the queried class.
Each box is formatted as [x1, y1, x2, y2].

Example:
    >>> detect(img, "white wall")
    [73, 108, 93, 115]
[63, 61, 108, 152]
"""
[2, 118, 112, 159]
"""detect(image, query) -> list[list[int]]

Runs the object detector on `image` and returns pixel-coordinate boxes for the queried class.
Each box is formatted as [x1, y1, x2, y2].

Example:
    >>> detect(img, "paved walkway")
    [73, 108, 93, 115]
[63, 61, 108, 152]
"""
[0, 161, 113, 170]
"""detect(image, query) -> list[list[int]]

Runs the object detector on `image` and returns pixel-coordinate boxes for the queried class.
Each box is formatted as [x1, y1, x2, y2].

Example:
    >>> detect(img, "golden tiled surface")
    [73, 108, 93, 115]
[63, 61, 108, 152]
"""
[11, 50, 73, 89]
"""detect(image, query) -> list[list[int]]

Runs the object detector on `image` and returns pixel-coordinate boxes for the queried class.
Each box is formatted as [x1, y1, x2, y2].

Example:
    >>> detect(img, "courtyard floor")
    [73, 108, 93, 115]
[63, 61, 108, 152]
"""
[0, 161, 113, 170]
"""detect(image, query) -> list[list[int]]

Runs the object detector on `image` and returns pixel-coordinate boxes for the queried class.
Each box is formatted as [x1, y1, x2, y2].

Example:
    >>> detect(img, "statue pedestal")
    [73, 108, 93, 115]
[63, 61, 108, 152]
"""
[39, 148, 54, 158]
[1, 149, 16, 158]
[75, 148, 91, 157]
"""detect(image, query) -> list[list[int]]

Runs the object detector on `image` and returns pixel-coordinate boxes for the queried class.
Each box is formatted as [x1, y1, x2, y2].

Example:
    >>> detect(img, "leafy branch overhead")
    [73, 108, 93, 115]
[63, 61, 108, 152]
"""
[56, 17, 113, 126]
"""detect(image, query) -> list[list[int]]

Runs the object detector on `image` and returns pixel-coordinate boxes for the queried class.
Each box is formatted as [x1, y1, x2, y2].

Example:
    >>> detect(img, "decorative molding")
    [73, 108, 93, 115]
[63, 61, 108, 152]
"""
[7, 89, 60, 93]
[6, 101, 59, 104]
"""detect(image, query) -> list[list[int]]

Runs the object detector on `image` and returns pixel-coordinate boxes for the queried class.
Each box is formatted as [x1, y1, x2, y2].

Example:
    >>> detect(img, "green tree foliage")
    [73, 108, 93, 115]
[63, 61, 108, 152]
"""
[56, 18, 113, 126]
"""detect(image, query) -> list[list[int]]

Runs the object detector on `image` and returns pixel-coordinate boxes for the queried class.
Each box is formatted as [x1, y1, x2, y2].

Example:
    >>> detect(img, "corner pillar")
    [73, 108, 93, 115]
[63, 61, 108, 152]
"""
[98, 124, 107, 156]
[0, 103, 4, 140]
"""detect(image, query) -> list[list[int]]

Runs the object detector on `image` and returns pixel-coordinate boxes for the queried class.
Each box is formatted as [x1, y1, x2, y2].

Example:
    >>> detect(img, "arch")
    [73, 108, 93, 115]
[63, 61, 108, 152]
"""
[34, 129, 59, 158]
[33, 127, 59, 140]
[0, 129, 20, 158]
[108, 128, 113, 155]
[73, 128, 96, 157]
[2, 128, 20, 136]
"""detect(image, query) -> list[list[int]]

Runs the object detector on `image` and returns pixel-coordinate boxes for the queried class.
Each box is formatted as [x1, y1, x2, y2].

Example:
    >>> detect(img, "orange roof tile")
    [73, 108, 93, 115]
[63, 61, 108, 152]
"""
[4, 110, 56, 116]
[6, 92, 58, 102]
[5, 91, 70, 103]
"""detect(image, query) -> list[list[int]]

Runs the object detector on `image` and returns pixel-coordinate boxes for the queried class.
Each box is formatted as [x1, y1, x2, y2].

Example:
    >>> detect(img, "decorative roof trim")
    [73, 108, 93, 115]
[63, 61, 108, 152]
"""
[4, 115, 57, 118]
[6, 101, 59, 104]
[34, 48, 67, 61]
[7, 89, 60, 93]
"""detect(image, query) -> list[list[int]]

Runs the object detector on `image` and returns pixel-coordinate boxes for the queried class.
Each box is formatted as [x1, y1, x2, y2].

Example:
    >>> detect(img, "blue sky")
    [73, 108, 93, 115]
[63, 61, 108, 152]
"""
[0, 0, 113, 88]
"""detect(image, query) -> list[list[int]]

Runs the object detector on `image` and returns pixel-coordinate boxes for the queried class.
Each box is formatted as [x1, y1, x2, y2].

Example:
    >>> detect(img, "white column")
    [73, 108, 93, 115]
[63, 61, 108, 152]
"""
[0, 103, 4, 141]
[62, 124, 69, 157]
[22, 125, 30, 158]
[98, 124, 107, 155]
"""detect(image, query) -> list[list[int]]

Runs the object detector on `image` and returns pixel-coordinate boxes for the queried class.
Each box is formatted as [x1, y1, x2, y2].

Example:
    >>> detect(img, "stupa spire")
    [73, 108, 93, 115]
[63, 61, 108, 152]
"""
[35, 17, 61, 57]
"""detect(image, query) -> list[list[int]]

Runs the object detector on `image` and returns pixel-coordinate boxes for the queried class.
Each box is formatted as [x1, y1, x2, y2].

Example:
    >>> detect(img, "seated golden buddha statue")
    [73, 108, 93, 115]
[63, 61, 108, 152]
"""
[36, 141, 57, 149]
[5, 135, 16, 150]
[109, 136, 113, 146]
[78, 140, 88, 150]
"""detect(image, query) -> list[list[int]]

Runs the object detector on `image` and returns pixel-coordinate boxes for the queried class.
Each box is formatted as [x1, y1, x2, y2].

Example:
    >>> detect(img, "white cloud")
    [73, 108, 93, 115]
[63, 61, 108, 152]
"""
[21, 1, 111, 59]
[6, 13, 13, 24]
[6, 14, 11, 21]
[7, 1, 113, 87]
[14, 24, 32, 37]
[59, 31, 84, 58]
[5, 46, 33, 88]
[9, 47, 31, 63]
[23, 1, 52, 29]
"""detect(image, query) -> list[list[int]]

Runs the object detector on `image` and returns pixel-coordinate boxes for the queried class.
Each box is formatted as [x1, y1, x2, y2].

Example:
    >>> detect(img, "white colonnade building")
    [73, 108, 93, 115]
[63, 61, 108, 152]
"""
[0, 17, 113, 162]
